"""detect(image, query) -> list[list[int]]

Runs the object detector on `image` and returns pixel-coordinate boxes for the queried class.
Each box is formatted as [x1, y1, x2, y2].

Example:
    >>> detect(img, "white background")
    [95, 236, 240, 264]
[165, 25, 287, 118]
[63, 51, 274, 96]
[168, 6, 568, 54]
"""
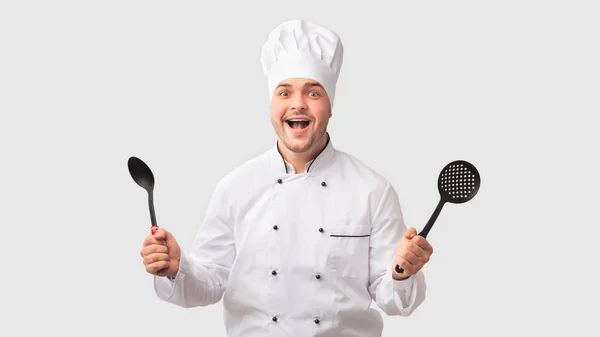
[1, 1, 599, 336]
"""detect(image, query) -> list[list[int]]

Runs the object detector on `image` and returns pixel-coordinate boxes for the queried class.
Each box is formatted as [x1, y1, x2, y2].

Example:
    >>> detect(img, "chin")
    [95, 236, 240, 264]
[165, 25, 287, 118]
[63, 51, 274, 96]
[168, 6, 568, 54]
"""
[282, 137, 312, 153]
[286, 141, 311, 153]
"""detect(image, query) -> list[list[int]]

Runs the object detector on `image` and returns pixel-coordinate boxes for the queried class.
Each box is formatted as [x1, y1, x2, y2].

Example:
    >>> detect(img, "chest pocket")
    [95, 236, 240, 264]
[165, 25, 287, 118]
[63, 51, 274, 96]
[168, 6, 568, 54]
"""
[326, 222, 371, 279]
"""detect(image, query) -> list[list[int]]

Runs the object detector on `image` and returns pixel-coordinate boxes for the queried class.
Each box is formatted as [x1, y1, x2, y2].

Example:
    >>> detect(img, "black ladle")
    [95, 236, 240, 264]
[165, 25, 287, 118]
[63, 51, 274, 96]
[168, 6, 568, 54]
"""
[396, 159, 481, 274]
[128, 156, 158, 235]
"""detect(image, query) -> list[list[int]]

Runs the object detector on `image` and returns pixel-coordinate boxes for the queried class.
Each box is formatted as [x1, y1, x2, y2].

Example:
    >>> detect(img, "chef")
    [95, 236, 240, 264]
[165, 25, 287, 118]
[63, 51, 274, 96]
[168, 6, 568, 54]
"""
[140, 19, 434, 336]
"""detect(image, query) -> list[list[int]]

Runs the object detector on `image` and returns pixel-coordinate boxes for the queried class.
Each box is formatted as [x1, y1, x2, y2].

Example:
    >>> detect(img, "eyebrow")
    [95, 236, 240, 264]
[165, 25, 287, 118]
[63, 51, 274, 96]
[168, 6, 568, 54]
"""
[305, 82, 324, 89]
[276, 82, 324, 90]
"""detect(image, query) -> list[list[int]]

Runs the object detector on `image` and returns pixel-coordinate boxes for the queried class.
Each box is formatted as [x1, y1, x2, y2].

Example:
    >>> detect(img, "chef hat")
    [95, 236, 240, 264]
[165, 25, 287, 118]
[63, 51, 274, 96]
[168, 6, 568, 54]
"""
[260, 19, 344, 108]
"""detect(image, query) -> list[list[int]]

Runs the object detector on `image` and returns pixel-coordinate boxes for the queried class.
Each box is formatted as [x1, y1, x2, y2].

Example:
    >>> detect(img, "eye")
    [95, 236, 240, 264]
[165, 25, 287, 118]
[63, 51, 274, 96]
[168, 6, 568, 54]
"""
[308, 91, 319, 97]
[278, 91, 289, 97]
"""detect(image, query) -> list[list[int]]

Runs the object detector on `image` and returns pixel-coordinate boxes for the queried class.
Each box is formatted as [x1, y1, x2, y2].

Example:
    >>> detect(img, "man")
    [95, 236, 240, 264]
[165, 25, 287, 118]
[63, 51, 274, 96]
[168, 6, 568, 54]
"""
[140, 19, 433, 336]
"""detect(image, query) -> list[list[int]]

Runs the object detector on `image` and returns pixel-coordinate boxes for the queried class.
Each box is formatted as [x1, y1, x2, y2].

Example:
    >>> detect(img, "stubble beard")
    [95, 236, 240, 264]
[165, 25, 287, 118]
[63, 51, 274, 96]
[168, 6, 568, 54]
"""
[277, 123, 327, 154]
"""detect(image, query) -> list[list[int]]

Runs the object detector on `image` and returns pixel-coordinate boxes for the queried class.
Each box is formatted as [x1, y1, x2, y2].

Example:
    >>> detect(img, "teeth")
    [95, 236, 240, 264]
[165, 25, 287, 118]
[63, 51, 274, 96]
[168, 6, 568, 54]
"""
[288, 119, 308, 122]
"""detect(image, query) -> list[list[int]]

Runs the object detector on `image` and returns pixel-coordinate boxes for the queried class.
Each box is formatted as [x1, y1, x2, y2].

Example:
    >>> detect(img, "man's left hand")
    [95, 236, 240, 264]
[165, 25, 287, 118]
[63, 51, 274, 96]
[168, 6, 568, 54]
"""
[392, 227, 434, 280]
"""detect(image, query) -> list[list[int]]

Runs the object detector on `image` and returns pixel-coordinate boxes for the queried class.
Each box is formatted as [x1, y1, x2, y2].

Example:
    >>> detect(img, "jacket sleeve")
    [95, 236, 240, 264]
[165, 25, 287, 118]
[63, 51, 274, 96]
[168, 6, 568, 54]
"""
[367, 181, 427, 316]
[153, 179, 236, 308]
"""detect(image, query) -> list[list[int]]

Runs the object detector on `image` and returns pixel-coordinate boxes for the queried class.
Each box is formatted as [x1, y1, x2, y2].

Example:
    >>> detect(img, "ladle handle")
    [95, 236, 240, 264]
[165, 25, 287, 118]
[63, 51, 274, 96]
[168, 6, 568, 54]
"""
[148, 190, 158, 236]
[148, 192, 157, 227]
[395, 198, 445, 274]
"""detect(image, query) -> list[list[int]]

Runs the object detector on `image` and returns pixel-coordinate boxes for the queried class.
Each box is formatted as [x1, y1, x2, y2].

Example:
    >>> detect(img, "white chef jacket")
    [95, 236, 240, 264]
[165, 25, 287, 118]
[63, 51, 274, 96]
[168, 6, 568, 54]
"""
[154, 135, 427, 336]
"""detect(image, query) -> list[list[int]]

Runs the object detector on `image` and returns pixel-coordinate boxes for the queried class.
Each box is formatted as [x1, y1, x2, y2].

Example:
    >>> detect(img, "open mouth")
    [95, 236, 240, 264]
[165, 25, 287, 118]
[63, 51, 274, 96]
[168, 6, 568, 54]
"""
[286, 119, 310, 130]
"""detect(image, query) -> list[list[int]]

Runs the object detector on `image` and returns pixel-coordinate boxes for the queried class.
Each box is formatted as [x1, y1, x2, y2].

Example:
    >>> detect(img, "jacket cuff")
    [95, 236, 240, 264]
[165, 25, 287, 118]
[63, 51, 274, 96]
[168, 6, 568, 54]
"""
[153, 250, 187, 300]
[389, 266, 416, 309]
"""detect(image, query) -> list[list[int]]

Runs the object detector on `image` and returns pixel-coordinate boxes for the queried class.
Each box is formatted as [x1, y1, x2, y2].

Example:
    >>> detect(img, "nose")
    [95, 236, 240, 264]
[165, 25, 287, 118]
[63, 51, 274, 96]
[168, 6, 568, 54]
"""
[290, 94, 307, 111]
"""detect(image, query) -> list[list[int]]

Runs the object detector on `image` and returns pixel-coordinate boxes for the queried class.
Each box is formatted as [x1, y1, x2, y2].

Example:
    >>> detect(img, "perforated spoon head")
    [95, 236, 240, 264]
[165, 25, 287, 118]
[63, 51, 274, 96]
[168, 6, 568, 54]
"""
[438, 160, 480, 204]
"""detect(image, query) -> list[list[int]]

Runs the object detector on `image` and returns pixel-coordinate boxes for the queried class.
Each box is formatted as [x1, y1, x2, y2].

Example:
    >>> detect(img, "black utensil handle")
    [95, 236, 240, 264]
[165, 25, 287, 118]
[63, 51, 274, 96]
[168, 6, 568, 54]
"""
[148, 192, 157, 228]
[418, 198, 445, 238]
[395, 199, 445, 274]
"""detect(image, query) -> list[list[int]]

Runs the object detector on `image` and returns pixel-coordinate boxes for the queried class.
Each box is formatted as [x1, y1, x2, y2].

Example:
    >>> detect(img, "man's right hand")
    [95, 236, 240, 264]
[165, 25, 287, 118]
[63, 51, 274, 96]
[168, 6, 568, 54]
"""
[140, 227, 181, 278]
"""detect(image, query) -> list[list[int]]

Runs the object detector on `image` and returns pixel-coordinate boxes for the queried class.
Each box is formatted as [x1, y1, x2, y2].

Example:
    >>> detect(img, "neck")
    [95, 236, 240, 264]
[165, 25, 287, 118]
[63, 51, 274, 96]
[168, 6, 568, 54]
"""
[278, 133, 329, 174]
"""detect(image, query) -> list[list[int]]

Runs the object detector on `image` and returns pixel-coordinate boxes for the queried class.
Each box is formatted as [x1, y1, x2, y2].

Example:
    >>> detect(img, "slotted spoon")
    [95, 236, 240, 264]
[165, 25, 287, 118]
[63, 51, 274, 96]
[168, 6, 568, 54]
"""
[396, 159, 481, 274]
